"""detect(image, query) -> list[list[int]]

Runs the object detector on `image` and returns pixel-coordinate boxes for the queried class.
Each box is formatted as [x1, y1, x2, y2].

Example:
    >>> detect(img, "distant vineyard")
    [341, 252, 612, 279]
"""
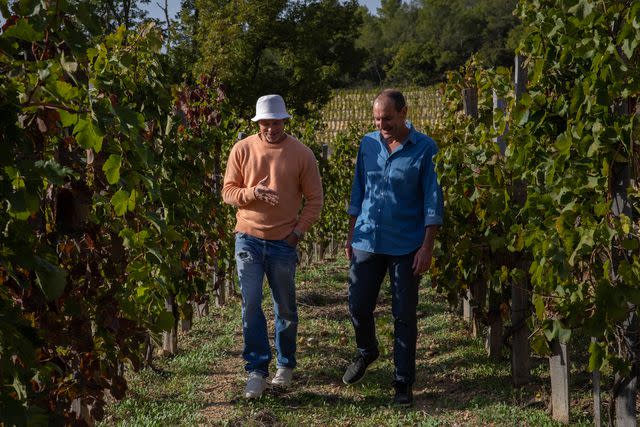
[318, 86, 442, 142]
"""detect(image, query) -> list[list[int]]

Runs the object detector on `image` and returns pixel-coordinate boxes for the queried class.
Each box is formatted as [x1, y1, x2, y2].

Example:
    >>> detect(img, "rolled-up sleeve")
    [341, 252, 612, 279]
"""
[347, 143, 365, 216]
[423, 145, 444, 226]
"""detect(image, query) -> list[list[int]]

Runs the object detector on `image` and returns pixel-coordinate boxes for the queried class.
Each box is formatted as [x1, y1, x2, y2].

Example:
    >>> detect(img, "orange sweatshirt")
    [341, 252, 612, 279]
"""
[222, 133, 323, 240]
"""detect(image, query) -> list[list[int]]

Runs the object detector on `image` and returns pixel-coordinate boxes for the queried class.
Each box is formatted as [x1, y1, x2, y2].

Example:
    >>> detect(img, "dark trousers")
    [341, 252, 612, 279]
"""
[348, 248, 420, 385]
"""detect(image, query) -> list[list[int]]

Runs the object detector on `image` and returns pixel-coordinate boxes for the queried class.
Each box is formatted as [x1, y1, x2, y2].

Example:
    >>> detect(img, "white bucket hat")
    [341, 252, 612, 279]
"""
[251, 94, 291, 122]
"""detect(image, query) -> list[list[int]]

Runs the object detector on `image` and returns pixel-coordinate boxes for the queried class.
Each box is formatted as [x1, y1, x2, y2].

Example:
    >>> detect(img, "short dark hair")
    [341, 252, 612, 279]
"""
[375, 89, 406, 112]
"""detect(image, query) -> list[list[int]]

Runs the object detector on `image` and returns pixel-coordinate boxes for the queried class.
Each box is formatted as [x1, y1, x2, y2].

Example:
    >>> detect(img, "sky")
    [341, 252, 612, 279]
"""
[143, 0, 381, 20]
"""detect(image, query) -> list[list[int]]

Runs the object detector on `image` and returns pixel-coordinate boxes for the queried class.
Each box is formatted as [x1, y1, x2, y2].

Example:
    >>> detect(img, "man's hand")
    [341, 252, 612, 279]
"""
[344, 240, 353, 261]
[412, 245, 433, 276]
[254, 176, 279, 206]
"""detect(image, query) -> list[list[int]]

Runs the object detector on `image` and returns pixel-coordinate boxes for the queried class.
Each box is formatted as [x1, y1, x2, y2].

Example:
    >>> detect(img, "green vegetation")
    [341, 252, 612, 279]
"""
[194, 0, 364, 115]
[103, 258, 596, 426]
[357, 0, 520, 86]
[3, 0, 640, 424]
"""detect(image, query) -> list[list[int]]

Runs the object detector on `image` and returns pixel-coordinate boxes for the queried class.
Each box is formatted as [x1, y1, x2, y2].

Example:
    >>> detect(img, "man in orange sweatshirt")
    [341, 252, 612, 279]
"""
[222, 94, 323, 399]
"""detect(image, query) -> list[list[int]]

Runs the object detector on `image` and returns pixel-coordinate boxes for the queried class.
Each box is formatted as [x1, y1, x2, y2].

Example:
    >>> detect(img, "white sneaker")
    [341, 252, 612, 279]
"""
[244, 372, 267, 398]
[271, 367, 293, 387]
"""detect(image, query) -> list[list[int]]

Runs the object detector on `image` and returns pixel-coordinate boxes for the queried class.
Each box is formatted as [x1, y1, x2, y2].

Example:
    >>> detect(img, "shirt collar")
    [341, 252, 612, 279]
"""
[378, 121, 416, 146]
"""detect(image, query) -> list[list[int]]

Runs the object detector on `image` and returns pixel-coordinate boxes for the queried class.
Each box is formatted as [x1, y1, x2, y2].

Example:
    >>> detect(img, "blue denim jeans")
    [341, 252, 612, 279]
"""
[235, 232, 298, 377]
[348, 248, 420, 385]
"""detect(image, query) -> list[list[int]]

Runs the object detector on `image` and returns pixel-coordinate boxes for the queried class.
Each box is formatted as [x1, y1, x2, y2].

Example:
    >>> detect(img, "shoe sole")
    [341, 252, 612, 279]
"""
[342, 366, 370, 385]
[244, 393, 263, 399]
[342, 373, 365, 385]
[394, 402, 412, 408]
[342, 358, 377, 385]
[270, 381, 291, 387]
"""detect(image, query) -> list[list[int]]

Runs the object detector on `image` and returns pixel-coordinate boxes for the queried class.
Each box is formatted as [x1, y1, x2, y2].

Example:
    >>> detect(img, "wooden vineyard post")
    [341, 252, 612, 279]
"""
[592, 337, 602, 427]
[461, 86, 482, 333]
[511, 55, 530, 386]
[214, 262, 225, 307]
[181, 303, 193, 332]
[485, 288, 503, 359]
[493, 90, 508, 155]
[462, 87, 478, 119]
[162, 294, 178, 355]
[549, 339, 570, 424]
[485, 90, 507, 358]
[485, 93, 507, 359]
[471, 280, 486, 338]
[226, 262, 236, 298]
[611, 99, 638, 426]
[144, 333, 154, 367]
[196, 297, 209, 317]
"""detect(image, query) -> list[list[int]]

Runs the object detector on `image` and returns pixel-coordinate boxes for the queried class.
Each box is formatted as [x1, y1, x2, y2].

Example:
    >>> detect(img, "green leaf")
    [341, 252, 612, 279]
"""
[128, 189, 137, 212]
[50, 80, 79, 101]
[154, 311, 175, 332]
[554, 133, 571, 155]
[588, 342, 603, 372]
[147, 247, 163, 263]
[513, 104, 530, 126]
[594, 201, 609, 217]
[59, 110, 78, 127]
[102, 154, 122, 185]
[0, 0, 9, 17]
[531, 58, 545, 84]
[34, 257, 67, 300]
[111, 189, 130, 216]
[115, 106, 145, 130]
[7, 189, 39, 220]
[533, 293, 545, 320]
[558, 325, 571, 344]
[622, 238, 639, 250]
[74, 118, 104, 152]
[530, 333, 551, 356]
[587, 140, 600, 157]
[34, 160, 75, 185]
[1, 18, 43, 42]
[60, 52, 78, 73]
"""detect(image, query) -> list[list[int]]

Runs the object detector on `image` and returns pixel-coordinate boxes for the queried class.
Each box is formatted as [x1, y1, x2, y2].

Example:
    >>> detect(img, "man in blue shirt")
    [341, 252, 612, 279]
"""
[342, 89, 443, 407]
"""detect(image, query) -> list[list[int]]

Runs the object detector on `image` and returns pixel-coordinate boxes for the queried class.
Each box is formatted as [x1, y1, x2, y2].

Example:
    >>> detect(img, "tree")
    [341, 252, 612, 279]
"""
[163, 0, 199, 84]
[86, 0, 152, 32]
[415, 0, 518, 81]
[356, 0, 519, 86]
[195, 0, 365, 116]
[356, 0, 420, 85]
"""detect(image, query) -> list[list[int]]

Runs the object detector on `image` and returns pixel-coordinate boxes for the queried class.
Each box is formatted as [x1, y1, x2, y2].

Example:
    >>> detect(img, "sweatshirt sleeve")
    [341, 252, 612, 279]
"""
[222, 144, 257, 207]
[295, 149, 323, 233]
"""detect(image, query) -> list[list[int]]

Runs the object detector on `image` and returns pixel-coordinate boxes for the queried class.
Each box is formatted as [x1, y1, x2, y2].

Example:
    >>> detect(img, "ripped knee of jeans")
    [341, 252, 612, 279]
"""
[237, 250, 253, 262]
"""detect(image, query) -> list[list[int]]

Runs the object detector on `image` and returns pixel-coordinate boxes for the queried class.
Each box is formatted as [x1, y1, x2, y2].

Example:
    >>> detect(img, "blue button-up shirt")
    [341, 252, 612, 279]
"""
[347, 123, 444, 255]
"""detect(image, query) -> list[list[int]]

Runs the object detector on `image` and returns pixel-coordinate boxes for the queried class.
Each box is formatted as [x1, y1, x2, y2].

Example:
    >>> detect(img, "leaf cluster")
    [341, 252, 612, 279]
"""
[0, 1, 240, 424]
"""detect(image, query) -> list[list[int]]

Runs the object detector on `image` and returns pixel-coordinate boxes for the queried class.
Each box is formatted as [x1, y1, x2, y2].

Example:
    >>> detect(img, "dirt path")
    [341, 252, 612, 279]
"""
[198, 330, 245, 425]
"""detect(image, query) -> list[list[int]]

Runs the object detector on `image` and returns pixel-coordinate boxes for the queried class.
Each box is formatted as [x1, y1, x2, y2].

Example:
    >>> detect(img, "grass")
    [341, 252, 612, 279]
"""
[102, 257, 601, 426]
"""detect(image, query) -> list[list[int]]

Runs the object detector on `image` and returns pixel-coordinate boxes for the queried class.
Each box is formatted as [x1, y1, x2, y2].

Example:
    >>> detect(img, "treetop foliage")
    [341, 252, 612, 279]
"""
[357, 0, 519, 86]
[195, 0, 365, 116]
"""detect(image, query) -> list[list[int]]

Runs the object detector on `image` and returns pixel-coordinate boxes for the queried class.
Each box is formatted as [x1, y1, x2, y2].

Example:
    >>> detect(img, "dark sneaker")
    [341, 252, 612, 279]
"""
[393, 382, 413, 407]
[342, 352, 378, 385]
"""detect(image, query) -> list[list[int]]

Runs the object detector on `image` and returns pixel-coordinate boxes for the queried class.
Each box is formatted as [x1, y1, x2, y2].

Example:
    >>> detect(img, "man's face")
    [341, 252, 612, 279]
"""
[258, 119, 285, 143]
[373, 97, 407, 142]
